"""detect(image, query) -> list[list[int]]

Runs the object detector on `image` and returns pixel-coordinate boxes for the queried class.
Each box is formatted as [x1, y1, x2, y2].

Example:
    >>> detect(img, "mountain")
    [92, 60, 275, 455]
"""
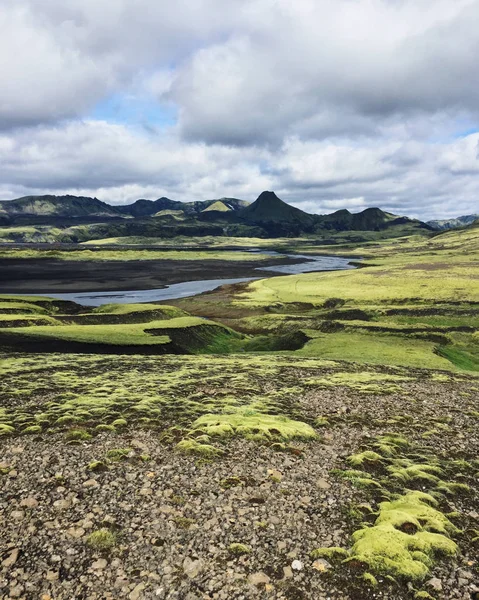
[240, 191, 312, 223]
[0, 195, 249, 221]
[0, 190, 433, 241]
[427, 214, 479, 231]
[235, 191, 316, 236]
[202, 201, 231, 212]
[316, 207, 431, 233]
[116, 197, 248, 217]
[0, 195, 123, 218]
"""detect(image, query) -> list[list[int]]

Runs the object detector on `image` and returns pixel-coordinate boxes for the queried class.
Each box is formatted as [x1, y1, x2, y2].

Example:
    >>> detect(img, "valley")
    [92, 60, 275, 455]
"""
[0, 193, 478, 600]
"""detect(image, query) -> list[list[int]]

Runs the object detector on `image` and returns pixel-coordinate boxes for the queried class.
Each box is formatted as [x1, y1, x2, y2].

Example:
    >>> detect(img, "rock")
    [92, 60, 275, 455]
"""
[267, 469, 283, 482]
[92, 558, 108, 570]
[2, 548, 19, 568]
[11, 511, 24, 521]
[83, 479, 99, 488]
[426, 577, 442, 591]
[20, 497, 38, 508]
[312, 559, 332, 572]
[248, 572, 271, 586]
[9, 584, 24, 598]
[277, 541, 287, 551]
[291, 560, 303, 571]
[129, 583, 145, 600]
[283, 566, 293, 579]
[183, 557, 204, 579]
[316, 478, 331, 490]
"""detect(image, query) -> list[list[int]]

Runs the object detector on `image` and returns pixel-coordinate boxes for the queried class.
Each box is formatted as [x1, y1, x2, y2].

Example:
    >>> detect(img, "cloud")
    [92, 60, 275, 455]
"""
[1, 120, 478, 219]
[167, 0, 479, 145]
[1, 0, 479, 219]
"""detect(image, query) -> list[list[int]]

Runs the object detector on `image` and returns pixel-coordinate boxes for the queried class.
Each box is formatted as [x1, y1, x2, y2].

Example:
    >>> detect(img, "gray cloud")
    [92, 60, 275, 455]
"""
[1, 120, 478, 219]
[1, 0, 479, 219]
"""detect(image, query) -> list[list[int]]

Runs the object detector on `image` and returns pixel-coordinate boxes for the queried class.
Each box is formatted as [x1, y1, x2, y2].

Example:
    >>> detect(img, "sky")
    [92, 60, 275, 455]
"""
[1, 0, 479, 220]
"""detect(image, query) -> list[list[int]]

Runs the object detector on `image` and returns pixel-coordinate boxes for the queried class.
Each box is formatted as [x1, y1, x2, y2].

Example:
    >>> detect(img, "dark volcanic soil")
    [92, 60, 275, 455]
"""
[0, 256, 302, 293]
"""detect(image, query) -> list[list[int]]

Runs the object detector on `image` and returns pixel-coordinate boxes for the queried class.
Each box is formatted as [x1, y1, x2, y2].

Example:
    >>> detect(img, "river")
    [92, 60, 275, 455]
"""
[26, 252, 355, 307]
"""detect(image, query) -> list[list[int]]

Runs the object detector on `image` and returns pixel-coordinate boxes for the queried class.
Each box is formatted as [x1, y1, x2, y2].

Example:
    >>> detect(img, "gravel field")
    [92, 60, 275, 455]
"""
[1, 376, 478, 600]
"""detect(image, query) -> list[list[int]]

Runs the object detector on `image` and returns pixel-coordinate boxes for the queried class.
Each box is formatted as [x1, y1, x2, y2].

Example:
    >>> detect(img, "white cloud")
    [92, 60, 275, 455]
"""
[1, 120, 478, 219]
[1, 0, 479, 218]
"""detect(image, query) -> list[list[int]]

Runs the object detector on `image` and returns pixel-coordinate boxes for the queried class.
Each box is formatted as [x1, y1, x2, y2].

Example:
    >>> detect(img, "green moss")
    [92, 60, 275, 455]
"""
[105, 448, 132, 461]
[0, 424, 15, 436]
[220, 476, 243, 489]
[228, 543, 252, 556]
[95, 424, 116, 433]
[435, 481, 470, 495]
[173, 516, 195, 529]
[22, 425, 42, 434]
[373, 434, 409, 457]
[86, 528, 116, 551]
[111, 418, 127, 428]
[88, 460, 108, 472]
[176, 439, 224, 458]
[362, 572, 379, 586]
[349, 521, 456, 580]
[375, 491, 459, 535]
[190, 407, 317, 442]
[310, 547, 349, 560]
[387, 463, 443, 485]
[414, 592, 435, 600]
[347, 450, 384, 467]
[65, 429, 92, 441]
[314, 416, 330, 427]
[306, 372, 412, 394]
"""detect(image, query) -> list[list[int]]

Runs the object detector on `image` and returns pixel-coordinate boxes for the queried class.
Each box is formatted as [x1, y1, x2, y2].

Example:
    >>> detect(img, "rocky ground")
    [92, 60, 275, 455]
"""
[1, 376, 478, 600]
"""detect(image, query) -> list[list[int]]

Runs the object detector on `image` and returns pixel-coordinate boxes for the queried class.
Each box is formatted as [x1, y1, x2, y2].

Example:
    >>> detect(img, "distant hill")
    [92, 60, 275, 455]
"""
[316, 207, 431, 233]
[0, 195, 123, 218]
[0, 195, 248, 220]
[427, 214, 479, 231]
[0, 190, 432, 241]
[118, 197, 248, 218]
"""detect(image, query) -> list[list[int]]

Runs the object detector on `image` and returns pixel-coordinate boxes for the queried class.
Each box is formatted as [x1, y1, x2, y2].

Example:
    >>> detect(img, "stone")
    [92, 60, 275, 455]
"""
[316, 478, 331, 490]
[426, 577, 442, 591]
[283, 566, 293, 579]
[248, 572, 270, 586]
[92, 558, 108, 570]
[2, 548, 19, 568]
[291, 560, 303, 571]
[83, 479, 99, 488]
[267, 469, 283, 482]
[9, 584, 24, 598]
[183, 557, 204, 579]
[312, 559, 332, 572]
[129, 583, 146, 600]
[20, 497, 38, 508]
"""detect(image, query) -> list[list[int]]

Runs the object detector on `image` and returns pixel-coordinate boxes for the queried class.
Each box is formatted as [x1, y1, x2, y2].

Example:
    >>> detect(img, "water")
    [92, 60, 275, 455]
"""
[23, 252, 355, 307]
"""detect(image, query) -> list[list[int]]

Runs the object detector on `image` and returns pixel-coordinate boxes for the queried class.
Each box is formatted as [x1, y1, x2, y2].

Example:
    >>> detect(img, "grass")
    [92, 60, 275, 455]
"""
[296, 331, 456, 370]
[2, 317, 224, 346]
[0, 248, 277, 262]
[91, 303, 186, 317]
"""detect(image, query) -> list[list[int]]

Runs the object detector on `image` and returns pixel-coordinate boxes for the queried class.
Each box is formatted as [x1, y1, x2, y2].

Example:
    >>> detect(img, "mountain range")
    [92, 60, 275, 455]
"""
[0, 190, 433, 240]
[427, 214, 479, 231]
